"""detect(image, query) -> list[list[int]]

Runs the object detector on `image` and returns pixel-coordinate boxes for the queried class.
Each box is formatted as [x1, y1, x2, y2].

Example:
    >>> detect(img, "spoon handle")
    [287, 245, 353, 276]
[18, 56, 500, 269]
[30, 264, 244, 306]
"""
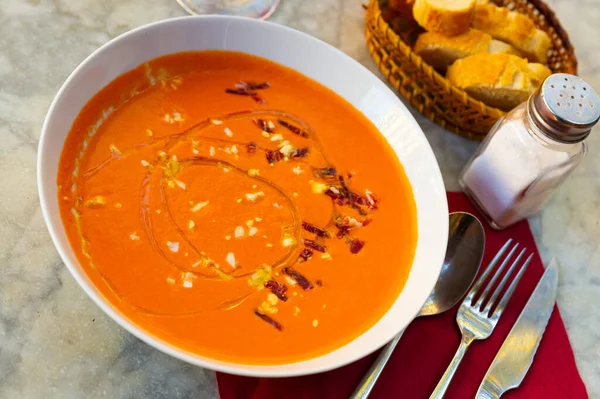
[349, 330, 405, 399]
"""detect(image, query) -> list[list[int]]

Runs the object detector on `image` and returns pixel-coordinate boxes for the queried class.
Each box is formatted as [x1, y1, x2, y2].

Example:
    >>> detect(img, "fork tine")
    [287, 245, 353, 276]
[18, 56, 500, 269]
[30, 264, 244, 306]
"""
[464, 239, 513, 305]
[473, 242, 519, 309]
[483, 248, 527, 314]
[491, 253, 534, 318]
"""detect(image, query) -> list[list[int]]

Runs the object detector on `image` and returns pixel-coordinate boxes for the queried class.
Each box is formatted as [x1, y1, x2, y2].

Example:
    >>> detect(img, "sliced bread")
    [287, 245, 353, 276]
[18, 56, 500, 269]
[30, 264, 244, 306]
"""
[472, 3, 552, 64]
[446, 53, 551, 110]
[413, 0, 476, 36]
[414, 29, 520, 70]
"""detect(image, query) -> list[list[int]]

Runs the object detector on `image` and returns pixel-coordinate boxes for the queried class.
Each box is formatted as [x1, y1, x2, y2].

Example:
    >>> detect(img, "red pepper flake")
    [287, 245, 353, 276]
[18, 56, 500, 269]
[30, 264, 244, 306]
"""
[338, 175, 349, 191]
[316, 279, 324, 287]
[349, 202, 368, 216]
[351, 193, 369, 206]
[302, 221, 330, 238]
[324, 188, 342, 200]
[254, 311, 283, 331]
[297, 248, 313, 263]
[247, 142, 257, 155]
[313, 167, 337, 179]
[349, 239, 365, 254]
[303, 239, 326, 253]
[323, 175, 373, 213]
[244, 82, 271, 90]
[255, 119, 274, 133]
[290, 147, 310, 159]
[225, 88, 252, 96]
[362, 219, 372, 226]
[226, 82, 269, 104]
[361, 4, 368, 10]
[251, 94, 266, 104]
[336, 226, 351, 239]
[266, 150, 284, 164]
[265, 280, 288, 301]
[313, 166, 337, 179]
[365, 190, 378, 209]
[278, 120, 309, 138]
[283, 267, 313, 290]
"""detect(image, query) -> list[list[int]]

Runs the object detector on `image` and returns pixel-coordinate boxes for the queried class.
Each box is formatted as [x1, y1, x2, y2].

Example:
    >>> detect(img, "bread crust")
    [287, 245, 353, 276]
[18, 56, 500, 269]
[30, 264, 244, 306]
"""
[413, 0, 476, 36]
[414, 29, 520, 70]
[447, 53, 551, 110]
[472, 3, 551, 63]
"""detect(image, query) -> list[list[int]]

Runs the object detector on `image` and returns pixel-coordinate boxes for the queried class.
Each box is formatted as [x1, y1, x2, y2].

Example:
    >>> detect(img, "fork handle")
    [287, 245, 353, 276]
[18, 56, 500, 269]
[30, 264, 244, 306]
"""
[429, 333, 475, 399]
[349, 330, 405, 399]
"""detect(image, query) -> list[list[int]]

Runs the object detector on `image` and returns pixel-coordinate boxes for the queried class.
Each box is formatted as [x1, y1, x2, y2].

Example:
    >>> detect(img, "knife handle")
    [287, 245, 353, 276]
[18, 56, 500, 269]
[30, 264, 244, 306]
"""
[429, 333, 476, 399]
[350, 330, 405, 399]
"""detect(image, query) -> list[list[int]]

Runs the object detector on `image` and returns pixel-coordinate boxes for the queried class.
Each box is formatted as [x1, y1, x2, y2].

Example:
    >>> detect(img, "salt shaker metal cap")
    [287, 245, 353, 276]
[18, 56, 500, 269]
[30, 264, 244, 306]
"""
[529, 73, 600, 142]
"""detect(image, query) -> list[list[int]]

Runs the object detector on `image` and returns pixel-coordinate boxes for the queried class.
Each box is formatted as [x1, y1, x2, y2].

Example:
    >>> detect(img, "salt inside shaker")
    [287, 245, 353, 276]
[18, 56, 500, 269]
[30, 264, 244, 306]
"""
[460, 73, 600, 229]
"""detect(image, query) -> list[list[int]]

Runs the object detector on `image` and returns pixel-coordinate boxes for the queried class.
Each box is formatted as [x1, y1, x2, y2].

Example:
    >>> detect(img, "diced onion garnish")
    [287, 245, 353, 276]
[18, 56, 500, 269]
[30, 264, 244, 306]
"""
[267, 293, 279, 306]
[279, 144, 293, 157]
[226, 252, 236, 268]
[191, 201, 209, 212]
[282, 237, 297, 247]
[84, 196, 107, 208]
[310, 180, 329, 194]
[182, 272, 195, 288]
[285, 276, 297, 286]
[173, 179, 186, 190]
[234, 226, 245, 238]
[245, 191, 265, 202]
[167, 241, 179, 253]
[292, 166, 303, 175]
[109, 144, 121, 155]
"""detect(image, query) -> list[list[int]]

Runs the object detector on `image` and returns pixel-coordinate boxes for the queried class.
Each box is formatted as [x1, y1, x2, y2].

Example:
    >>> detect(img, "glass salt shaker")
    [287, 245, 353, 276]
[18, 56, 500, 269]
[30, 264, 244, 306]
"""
[459, 73, 600, 229]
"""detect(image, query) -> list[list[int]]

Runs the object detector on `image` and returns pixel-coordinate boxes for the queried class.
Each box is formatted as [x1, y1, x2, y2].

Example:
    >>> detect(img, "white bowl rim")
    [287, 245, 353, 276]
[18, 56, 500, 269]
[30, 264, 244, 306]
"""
[37, 15, 448, 377]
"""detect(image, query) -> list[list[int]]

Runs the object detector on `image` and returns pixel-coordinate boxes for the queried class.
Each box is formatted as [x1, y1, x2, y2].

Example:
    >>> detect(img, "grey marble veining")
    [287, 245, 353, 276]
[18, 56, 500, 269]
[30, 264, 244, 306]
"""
[0, 0, 598, 398]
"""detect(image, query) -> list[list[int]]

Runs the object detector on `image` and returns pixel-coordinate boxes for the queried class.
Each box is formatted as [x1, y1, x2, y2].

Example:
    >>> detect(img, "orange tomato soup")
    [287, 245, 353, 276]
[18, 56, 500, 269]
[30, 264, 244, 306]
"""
[57, 51, 417, 364]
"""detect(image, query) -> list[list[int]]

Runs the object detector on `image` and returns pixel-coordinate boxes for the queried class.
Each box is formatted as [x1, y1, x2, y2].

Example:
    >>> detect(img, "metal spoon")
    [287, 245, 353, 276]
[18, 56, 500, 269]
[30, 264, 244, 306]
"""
[350, 212, 485, 399]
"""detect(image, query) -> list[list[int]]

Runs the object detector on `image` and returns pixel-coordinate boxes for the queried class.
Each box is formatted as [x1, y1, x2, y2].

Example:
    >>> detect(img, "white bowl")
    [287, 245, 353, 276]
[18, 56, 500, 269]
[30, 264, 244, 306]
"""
[37, 16, 448, 377]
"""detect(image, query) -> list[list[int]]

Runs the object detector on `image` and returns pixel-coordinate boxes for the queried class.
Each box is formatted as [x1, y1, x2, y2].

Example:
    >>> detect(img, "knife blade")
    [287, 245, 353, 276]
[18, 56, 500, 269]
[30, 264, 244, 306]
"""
[476, 259, 559, 399]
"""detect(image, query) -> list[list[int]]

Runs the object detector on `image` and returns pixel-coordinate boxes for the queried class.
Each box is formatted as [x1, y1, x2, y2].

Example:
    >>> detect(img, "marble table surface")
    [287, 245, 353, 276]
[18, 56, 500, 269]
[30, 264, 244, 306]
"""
[1, 0, 599, 397]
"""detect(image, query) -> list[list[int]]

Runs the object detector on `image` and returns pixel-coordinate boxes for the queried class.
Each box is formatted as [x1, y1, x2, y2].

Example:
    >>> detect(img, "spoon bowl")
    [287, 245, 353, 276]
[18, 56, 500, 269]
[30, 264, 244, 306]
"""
[419, 212, 486, 316]
[351, 211, 485, 399]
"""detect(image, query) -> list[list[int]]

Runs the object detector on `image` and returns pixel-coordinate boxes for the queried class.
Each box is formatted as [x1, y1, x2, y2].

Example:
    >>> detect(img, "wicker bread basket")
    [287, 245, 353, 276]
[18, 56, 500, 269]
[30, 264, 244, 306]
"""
[365, 0, 578, 140]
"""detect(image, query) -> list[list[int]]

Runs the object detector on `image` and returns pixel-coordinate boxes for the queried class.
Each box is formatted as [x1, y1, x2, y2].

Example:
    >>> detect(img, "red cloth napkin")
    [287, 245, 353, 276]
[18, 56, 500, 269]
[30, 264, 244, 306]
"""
[216, 192, 588, 399]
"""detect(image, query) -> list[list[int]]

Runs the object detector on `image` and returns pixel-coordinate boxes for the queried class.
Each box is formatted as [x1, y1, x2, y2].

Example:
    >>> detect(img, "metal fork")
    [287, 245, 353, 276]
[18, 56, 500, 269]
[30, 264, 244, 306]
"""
[429, 239, 533, 399]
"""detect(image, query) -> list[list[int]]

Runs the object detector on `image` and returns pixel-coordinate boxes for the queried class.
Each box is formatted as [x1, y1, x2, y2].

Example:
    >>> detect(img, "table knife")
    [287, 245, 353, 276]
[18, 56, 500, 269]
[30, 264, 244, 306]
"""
[476, 259, 558, 399]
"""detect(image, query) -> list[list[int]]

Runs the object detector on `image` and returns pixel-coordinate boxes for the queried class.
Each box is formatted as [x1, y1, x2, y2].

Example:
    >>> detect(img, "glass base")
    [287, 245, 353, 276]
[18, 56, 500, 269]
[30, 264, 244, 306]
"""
[459, 179, 506, 231]
[177, 0, 279, 19]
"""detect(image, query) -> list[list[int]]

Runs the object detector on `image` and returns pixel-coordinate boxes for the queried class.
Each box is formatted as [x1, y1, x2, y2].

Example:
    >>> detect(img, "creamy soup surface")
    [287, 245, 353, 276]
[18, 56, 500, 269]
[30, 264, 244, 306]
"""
[57, 51, 417, 364]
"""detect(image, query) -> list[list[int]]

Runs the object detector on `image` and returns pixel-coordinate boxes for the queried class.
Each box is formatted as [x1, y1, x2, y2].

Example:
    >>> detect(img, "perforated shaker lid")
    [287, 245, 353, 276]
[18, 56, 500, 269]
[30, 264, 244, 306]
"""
[529, 73, 600, 142]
